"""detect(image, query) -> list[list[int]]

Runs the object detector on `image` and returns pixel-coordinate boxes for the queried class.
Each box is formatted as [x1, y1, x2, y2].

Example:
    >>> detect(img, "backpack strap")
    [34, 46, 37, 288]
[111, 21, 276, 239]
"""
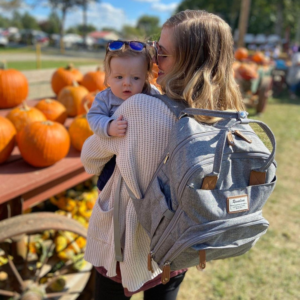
[151, 94, 187, 119]
[113, 175, 124, 262]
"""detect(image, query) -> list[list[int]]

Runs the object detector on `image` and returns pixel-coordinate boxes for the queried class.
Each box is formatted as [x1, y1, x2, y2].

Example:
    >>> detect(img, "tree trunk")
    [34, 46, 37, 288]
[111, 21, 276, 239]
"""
[83, 0, 87, 47]
[274, 1, 283, 40]
[60, 7, 67, 54]
[237, 0, 251, 47]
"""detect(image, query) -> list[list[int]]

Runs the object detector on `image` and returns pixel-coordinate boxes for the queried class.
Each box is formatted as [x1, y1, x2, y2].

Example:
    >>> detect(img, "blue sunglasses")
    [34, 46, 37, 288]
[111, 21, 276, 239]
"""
[107, 40, 146, 52]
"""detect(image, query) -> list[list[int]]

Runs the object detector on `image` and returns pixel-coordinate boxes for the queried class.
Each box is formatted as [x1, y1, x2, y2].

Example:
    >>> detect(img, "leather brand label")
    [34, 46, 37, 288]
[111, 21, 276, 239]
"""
[227, 195, 249, 214]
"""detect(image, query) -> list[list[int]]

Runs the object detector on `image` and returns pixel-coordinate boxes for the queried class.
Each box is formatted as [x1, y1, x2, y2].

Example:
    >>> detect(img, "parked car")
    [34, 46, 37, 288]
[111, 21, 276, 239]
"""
[0, 33, 8, 47]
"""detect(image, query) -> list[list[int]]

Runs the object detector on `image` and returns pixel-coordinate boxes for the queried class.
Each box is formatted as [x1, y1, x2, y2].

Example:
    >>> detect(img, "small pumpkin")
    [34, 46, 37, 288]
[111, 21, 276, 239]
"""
[252, 51, 265, 64]
[78, 91, 97, 115]
[17, 121, 70, 167]
[81, 67, 106, 92]
[0, 116, 16, 164]
[57, 81, 89, 117]
[51, 64, 83, 95]
[236, 63, 258, 80]
[35, 99, 68, 124]
[234, 48, 248, 61]
[69, 103, 93, 151]
[0, 62, 29, 109]
[6, 102, 47, 133]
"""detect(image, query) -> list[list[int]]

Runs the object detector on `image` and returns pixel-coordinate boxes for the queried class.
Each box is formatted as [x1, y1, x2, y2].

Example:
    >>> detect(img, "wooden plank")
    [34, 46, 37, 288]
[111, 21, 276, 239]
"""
[0, 146, 92, 205]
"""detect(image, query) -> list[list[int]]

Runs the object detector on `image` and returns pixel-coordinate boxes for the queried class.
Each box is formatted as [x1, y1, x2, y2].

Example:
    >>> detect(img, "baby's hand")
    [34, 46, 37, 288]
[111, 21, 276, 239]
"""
[108, 115, 128, 137]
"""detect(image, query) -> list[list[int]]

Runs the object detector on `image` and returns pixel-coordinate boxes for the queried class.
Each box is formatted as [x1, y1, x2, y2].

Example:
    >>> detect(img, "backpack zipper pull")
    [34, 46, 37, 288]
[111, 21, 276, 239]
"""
[196, 249, 206, 271]
[148, 252, 154, 273]
[161, 261, 171, 284]
[227, 131, 235, 146]
[164, 153, 169, 164]
[234, 130, 252, 143]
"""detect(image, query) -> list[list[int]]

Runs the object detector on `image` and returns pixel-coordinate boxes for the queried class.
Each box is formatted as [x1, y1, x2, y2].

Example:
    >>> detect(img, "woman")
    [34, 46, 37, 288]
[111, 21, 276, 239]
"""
[81, 9, 244, 300]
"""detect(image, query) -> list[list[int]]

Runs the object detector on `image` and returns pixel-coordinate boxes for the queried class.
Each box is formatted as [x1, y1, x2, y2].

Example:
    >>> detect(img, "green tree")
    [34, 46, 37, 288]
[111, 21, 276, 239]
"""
[0, 15, 10, 28]
[39, 11, 61, 34]
[122, 25, 144, 40]
[176, 0, 300, 39]
[9, 11, 23, 29]
[136, 15, 160, 39]
[0, 0, 21, 10]
[21, 12, 40, 30]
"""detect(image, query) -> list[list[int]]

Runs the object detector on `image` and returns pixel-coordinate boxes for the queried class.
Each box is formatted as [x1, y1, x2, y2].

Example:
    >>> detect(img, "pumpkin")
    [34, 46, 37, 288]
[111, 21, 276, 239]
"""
[0, 62, 29, 109]
[81, 67, 106, 92]
[6, 102, 47, 133]
[252, 51, 265, 64]
[0, 116, 16, 164]
[78, 91, 97, 115]
[35, 99, 68, 124]
[17, 121, 70, 167]
[51, 64, 83, 95]
[57, 82, 89, 117]
[69, 103, 93, 151]
[234, 48, 248, 61]
[236, 63, 258, 80]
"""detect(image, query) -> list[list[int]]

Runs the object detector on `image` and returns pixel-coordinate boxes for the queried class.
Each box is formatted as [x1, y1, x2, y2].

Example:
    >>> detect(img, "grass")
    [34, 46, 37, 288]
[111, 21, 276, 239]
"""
[0, 46, 35, 53]
[5, 60, 99, 71]
[132, 92, 300, 300]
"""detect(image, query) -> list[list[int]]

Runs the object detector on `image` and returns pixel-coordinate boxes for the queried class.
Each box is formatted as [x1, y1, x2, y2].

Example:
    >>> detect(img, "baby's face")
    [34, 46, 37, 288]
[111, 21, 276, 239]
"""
[107, 56, 147, 101]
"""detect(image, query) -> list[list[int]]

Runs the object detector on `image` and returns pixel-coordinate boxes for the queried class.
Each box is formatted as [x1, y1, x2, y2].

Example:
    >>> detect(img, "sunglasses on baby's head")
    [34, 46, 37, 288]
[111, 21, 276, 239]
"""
[107, 40, 147, 52]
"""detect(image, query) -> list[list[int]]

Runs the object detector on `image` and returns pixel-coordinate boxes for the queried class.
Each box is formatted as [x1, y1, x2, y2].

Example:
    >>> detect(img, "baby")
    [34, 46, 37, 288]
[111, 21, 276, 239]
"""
[87, 40, 160, 190]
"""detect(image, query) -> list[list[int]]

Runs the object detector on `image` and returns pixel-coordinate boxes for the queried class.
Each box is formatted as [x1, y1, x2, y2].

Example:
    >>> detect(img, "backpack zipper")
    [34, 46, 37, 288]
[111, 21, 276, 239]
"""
[160, 217, 268, 273]
[177, 152, 271, 200]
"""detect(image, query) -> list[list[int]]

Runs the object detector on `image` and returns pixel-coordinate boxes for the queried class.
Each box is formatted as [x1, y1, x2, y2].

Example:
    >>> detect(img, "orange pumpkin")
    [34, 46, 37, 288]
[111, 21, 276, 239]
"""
[78, 91, 97, 115]
[51, 64, 83, 95]
[236, 63, 258, 80]
[0, 116, 16, 164]
[35, 99, 68, 124]
[81, 68, 106, 92]
[57, 82, 89, 117]
[17, 121, 70, 167]
[6, 102, 47, 133]
[0, 63, 29, 109]
[69, 113, 93, 151]
[232, 61, 241, 78]
[234, 48, 248, 61]
[252, 51, 265, 64]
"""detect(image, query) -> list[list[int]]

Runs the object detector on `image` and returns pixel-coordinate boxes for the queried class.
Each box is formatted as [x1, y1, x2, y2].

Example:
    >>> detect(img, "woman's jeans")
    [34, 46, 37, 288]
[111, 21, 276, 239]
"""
[94, 271, 186, 300]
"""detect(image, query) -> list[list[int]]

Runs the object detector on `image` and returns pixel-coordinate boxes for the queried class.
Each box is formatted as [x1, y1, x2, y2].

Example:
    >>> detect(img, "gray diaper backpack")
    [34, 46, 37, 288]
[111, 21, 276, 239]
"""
[115, 95, 277, 284]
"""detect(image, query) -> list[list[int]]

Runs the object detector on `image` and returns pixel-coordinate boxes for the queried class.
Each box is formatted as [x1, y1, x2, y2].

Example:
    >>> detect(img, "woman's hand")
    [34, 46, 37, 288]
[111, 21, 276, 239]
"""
[108, 115, 128, 137]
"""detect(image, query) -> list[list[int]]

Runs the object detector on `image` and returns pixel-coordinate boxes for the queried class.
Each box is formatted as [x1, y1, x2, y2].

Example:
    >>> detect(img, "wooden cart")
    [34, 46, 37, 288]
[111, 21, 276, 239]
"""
[0, 100, 95, 300]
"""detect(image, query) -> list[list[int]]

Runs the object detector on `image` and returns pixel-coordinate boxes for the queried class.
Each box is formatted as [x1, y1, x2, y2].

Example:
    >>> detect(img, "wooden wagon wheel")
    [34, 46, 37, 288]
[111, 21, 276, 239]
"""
[256, 76, 273, 114]
[0, 213, 92, 300]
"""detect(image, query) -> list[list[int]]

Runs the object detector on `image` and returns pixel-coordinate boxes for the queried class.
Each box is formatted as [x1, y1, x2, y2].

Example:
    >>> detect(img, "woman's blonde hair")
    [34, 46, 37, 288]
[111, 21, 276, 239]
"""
[104, 43, 153, 94]
[160, 10, 244, 123]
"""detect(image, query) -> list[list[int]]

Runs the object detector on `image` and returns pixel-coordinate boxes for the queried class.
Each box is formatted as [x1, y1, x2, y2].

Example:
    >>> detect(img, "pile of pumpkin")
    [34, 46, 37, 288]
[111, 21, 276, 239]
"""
[233, 47, 272, 81]
[0, 62, 160, 167]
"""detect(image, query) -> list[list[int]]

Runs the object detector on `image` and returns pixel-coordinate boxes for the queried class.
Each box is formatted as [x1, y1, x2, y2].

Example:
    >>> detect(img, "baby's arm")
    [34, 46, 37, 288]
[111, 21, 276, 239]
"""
[87, 92, 128, 138]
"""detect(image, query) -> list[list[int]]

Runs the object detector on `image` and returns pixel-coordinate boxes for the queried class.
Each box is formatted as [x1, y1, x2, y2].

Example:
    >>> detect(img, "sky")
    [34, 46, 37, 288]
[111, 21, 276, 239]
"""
[5, 0, 181, 31]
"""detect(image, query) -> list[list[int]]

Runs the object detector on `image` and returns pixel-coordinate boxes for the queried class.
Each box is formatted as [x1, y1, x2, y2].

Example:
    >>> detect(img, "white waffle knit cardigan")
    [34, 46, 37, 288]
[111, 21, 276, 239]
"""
[80, 94, 176, 292]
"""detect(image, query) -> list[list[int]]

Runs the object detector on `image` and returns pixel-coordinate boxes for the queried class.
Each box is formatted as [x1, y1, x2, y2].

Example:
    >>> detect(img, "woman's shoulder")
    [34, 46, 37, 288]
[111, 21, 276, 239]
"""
[119, 94, 176, 120]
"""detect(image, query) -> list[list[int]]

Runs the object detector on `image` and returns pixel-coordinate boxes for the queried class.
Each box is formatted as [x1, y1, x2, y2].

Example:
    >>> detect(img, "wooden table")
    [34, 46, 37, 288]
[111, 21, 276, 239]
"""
[0, 100, 93, 218]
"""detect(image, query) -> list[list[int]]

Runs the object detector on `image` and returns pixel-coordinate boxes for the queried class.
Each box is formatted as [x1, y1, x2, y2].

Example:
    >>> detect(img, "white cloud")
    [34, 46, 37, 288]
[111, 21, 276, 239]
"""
[64, 2, 134, 31]
[151, 3, 179, 13]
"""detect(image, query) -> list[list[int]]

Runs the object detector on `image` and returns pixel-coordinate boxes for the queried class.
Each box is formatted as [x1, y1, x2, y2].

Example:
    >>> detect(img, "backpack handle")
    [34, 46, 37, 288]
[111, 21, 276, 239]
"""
[182, 108, 248, 120]
[240, 119, 276, 172]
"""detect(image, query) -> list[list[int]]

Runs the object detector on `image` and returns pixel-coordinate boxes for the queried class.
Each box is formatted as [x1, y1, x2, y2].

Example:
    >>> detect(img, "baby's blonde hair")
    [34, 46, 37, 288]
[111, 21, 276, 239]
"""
[104, 43, 153, 94]
[160, 10, 244, 123]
